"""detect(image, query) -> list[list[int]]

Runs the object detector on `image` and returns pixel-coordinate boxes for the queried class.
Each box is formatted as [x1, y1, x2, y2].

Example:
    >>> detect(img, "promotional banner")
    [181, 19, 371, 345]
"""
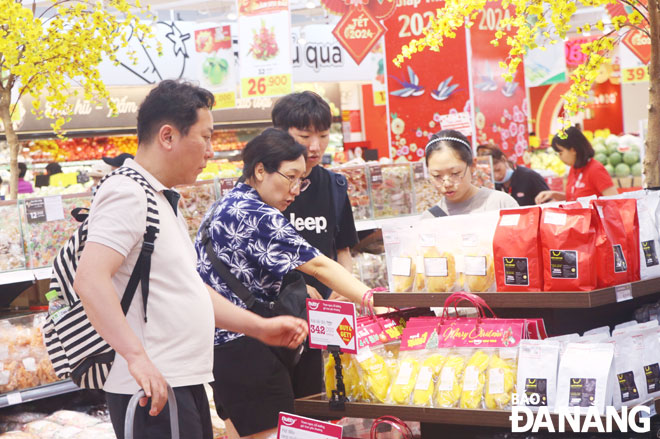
[524, 35, 567, 88]
[384, 3, 471, 162]
[332, 5, 385, 65]
[237, 0, 293, 98]
[194, 25, 237, 109]
[470, 0, 529, 161]
[291, 23, 383, 83]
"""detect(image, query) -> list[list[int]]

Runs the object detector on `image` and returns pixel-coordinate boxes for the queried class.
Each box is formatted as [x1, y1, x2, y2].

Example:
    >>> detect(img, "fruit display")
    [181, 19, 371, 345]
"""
[0, 314, 60, 394]
[592, 134, 642, 177]
[353, 252, 387, 289]
[211, 130, 249, 152]
[0, 202, 26, 272]
[332, 165, 373, 221]
[370, 164, 414, 219]
[528, 148, 568, 177]
[177, 182, 217, 241]
[248, 20, 279, 61]
[20, 194, 92, 269]
[22, 136, 137, 163]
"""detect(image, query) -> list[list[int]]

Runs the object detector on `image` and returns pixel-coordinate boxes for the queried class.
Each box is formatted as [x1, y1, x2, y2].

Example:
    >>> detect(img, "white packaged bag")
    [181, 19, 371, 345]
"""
[516, 340, 560, 411]
[555, 343, 614, 414]
[611, 331, 646, 408]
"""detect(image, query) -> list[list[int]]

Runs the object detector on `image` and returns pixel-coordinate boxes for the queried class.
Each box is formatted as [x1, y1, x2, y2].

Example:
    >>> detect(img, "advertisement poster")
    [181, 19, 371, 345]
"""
[237, 0, 293, 98]
[194, 25, 237, 109]
[384, 4, 470, 161]
[470, 0, 529, 162]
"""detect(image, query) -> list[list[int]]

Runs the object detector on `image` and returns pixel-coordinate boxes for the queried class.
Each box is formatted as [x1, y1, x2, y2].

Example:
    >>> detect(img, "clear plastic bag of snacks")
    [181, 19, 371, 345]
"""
[176, 181, 217, 240]
[369, 164, 414, 219]
[20, 193, 92, 269]
[0, 201, 26, 272]
[332, 165, 373, 221]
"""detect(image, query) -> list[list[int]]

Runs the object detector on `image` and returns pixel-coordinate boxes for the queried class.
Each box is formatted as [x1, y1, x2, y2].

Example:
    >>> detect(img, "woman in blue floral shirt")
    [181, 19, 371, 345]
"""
[195, 128, 370, 439]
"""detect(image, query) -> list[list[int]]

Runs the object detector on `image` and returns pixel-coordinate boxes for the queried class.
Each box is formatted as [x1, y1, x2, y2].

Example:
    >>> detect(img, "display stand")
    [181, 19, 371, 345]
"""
[294, 279, 660, 436]
[327, 345, 348, 411]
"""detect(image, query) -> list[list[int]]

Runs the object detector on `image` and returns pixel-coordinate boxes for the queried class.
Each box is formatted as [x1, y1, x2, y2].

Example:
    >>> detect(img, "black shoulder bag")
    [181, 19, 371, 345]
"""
[199, 219, 309, 368]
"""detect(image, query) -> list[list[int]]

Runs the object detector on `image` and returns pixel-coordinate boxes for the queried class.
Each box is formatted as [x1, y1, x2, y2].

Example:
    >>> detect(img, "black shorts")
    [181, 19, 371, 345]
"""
[211, 336, 294, 436]
[106, 384, 212, 439]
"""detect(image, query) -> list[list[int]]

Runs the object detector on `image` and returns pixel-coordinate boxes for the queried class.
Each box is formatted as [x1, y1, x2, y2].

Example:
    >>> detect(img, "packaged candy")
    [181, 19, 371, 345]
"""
[435, 352, 467, 407]
[369, 164, 414, 219]
[333, 164, 373, 221]
[177, 181, 216, 241]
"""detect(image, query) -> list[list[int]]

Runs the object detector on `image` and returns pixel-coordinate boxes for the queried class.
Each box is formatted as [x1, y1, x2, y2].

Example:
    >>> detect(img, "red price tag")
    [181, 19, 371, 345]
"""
[307, 299, 357, 354]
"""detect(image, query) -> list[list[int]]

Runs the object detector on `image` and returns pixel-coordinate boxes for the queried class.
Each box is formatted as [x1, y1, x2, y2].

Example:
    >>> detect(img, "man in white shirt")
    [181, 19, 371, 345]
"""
[74, 80, 308, 439]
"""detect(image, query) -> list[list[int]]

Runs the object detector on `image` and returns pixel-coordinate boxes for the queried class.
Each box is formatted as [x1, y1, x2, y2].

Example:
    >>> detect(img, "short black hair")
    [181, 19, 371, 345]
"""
[45, 162, 62, 175]
[271, 91, 331, 132]
[18, 163, 27, 178]
[552, 126, 594, 169]
[425, 129, 473, 166]
[242, 128, 307, 179]
[477, 144, 507, 163]
[137, 80, 215, 145]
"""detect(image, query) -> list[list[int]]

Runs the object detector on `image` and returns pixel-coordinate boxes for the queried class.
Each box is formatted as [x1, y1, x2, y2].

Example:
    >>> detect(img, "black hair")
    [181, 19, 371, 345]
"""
[18, 163, 27, 178]
[477, 144, 507, 163]
[552, 125, 594, 169]
[45, 162, 62, 175]
[137, 80, 215, 145]
[425, 129, 473, 166]
[241, 128, 308, 179]
[271, 91, 331, 132]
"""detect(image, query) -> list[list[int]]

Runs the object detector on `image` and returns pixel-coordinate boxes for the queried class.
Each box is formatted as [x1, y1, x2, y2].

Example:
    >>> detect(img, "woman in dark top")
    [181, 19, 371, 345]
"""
[477, 144, 549, 206]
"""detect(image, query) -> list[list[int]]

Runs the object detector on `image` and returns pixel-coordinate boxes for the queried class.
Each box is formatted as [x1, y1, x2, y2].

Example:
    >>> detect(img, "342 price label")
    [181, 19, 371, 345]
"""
[622, 66, 649, 83]
[241, 74, 292, 97]
[310, 324, 327, 335]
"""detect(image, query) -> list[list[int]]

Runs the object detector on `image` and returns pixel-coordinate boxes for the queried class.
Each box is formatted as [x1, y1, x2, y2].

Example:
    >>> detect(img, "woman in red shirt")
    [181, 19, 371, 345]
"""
[535, 126, 617, 203]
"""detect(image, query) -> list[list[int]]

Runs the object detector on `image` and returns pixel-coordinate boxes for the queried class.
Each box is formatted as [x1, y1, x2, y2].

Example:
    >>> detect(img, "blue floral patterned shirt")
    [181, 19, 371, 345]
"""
[195, 182, 321, 346]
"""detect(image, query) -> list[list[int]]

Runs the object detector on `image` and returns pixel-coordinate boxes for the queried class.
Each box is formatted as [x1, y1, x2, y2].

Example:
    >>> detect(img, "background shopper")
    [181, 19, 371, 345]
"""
[535, 126, 617, 203]
[196, 128, 371, 439]
[477, 144, 549, 206]
[421, 129, 518, 218]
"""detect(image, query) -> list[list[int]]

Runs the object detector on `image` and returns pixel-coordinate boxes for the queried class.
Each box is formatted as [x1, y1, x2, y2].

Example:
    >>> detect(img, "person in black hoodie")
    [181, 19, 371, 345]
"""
[477, 144, 549, 206]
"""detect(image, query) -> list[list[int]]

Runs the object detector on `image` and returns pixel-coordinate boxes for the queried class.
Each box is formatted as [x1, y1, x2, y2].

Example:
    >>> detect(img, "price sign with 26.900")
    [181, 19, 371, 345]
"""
[240, 74, 292, 98]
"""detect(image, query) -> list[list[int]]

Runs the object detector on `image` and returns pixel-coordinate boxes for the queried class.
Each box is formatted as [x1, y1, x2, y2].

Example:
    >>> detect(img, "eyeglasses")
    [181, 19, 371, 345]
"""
[429, 167, 469, 185]
[276, 171, 311, 192]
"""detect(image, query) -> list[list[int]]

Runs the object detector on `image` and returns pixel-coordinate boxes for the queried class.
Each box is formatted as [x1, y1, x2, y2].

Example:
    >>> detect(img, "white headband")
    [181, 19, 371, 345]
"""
[425, 136, 472, 154]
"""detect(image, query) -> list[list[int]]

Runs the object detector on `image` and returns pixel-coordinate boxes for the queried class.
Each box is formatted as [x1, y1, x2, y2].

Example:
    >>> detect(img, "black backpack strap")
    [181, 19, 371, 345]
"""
[97, 167, 160, 322]
[328, 170, 348, 234]
[199, 214, 257, 308]
[428, 205, 448, 217]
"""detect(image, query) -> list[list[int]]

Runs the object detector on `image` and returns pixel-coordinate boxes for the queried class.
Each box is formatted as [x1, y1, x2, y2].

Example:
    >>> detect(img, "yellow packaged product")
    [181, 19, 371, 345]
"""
[435, 354, 466, 407]
[464, 254, 495, 292]
[423, 248, 457, 293]
[460, 349, 491, 409]
[412, 352, 447, 406]
[484, 348, 518, 409]
[389, 357, 421, 404]
[356, 347, 392, 403]
[392, 254, 415, 292]
[324, 353, 364, 401]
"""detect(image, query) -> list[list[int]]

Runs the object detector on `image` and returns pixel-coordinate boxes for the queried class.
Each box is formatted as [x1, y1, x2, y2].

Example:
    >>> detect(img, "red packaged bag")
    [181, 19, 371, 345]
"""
[540, 207, 597, 291]
[613, 198, 640, 282]
[590, 199, 637, 287]
[493, 207, 543, 292]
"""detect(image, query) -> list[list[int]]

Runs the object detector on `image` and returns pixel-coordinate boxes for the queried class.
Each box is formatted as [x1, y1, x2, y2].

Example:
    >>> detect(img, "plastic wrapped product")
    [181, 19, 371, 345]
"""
[485, 348, 518, 409]
[516, 340, 560, 411]
[45, 411, 100, 429]
[177, 182, 216, 241]
[332, 165, 373, 221]
[0, 201, 26, 272]
[412, 353, 447, 406]
[369, 164, 414, 219]
[459, 349, 491, 409]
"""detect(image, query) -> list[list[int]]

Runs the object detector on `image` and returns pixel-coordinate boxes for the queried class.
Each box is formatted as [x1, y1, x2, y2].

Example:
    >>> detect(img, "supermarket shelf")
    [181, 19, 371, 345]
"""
[0, 268, 52, 286]
[0, 380, 79, 408]
[294, 394, 640, 430]
[355, 215, 420, 232]
[373, 278, 660, 309]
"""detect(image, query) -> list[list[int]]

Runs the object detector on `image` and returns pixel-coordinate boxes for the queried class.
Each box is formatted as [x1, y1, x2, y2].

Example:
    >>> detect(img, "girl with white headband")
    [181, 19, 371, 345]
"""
[420, 129, 518, 218]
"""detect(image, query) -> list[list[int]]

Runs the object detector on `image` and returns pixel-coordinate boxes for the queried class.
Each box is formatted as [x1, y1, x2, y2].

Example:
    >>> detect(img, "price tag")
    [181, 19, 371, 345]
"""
[307, 299, 357, 354]
[240, 74, 292, 98]
[6, 392, 22, 406]
[370, 165, 383, 184]
[219, 178, 236, 198]
[277, 412, 342, 439]
[44, 196, 64, 221]
[615, 283, 633, 302]
[622, 66, 649, 83]
[25, 198, 46, 224]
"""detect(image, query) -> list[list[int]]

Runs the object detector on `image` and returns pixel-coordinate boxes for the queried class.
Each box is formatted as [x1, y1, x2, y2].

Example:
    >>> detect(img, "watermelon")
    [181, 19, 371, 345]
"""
[605, 164, 615, 176]
[608, 152, 622, 166]
[615, 163, 631, 177]
[631, 163, 642, 177]
[594, 153, 608, 165]
[623, 150, 640, 165]
[593, 144, 607, 156]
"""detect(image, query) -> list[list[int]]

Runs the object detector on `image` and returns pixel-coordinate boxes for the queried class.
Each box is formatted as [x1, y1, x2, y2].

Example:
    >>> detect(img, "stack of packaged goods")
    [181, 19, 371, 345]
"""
[0, 201, 26, 272]
[177, 181, 217, 240]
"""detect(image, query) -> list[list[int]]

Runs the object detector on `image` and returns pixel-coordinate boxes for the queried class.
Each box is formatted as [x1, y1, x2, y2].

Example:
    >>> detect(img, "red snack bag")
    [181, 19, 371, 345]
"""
[590, 199, 636, 287]
[493, 207, 543, 292]
[540, 207, 597, 291]
[616, 199, 641, 282]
